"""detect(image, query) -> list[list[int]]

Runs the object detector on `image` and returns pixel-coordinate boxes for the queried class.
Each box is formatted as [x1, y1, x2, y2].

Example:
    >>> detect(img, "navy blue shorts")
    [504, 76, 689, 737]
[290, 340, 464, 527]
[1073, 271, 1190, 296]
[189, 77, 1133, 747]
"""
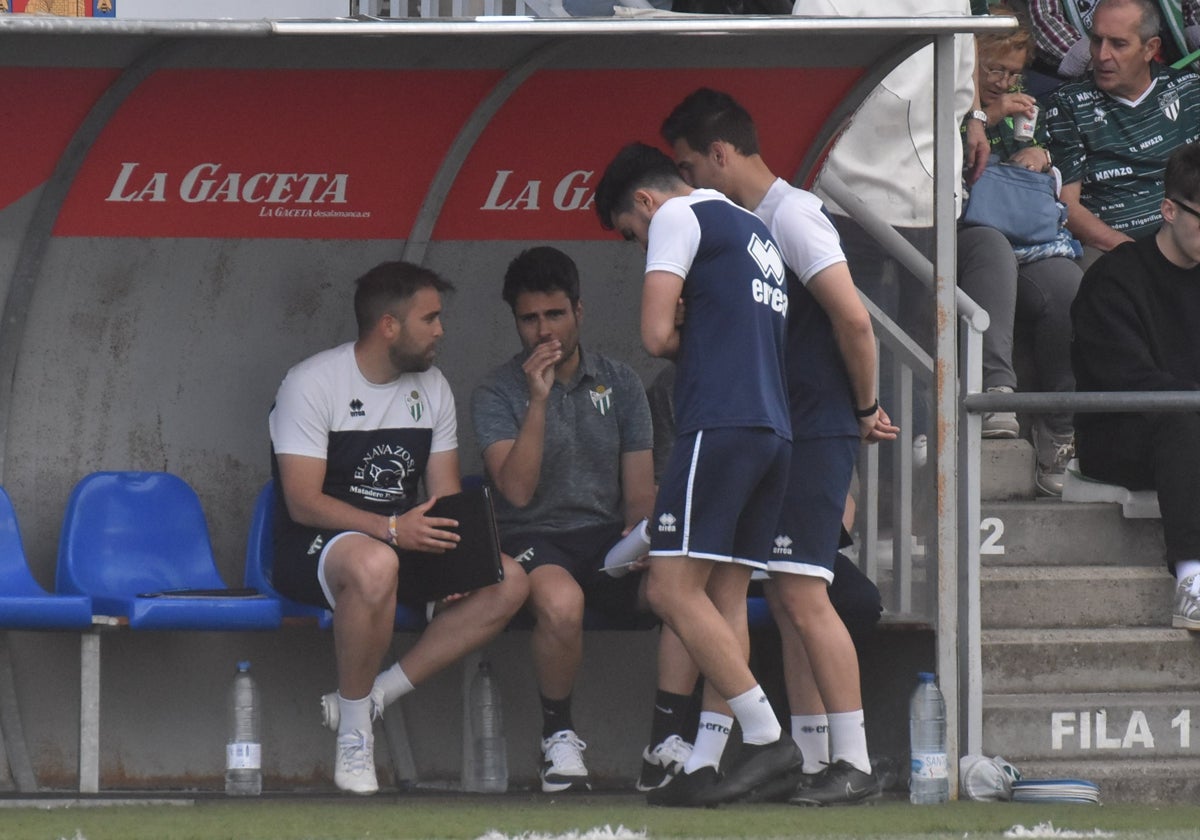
[501, 522, 644, 617]
[649, 427, 790, 569]
[769, 435, 858, 580]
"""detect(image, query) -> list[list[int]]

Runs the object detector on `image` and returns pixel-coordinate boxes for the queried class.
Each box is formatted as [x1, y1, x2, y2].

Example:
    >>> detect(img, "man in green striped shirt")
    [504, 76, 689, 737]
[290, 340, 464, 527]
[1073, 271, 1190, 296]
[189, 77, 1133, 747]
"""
[1045, 0, 1200, 266]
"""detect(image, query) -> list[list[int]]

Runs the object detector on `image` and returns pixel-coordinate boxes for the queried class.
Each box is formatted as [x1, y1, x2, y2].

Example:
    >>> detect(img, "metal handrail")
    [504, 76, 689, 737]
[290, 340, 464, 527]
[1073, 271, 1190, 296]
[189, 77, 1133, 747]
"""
[964, 390, 1200, 413]
[818, 170, 990, 334]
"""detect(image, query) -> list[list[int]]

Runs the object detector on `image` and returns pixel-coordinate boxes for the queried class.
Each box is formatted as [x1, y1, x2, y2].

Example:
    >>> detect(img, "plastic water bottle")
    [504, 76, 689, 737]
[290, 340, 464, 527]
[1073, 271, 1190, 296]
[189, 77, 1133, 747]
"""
[225, 661, 262, 796]
[465, 660, 507, 793]
[909, 671, 948, 804]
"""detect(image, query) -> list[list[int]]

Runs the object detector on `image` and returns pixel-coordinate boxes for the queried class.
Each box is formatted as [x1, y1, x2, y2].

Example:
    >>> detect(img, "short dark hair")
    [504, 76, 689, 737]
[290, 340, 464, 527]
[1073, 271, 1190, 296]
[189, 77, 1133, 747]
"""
[660, 88, 760, 157]
[502, 246, 580, 312]
[1165, 141, 1200, 206]
[1095, 0, 1161, 43]
[353, 261, 454, 337]
[594, 142, 686, 231]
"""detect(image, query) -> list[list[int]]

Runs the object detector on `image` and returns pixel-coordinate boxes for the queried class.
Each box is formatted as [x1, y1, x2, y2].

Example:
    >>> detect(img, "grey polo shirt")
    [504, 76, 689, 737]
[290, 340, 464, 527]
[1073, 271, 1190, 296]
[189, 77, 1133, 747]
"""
[471, 346, 653, 535]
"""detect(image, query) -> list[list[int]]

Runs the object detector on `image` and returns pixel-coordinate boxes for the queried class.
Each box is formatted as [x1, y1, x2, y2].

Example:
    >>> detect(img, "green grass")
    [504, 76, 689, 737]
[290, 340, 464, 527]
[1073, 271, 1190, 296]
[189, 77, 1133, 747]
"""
[3, 795, 1200, 840]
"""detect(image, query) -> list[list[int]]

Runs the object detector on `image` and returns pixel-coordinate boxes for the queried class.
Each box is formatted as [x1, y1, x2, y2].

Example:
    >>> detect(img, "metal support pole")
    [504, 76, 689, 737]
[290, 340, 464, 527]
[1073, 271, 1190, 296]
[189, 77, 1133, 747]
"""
[960, 322, 984, 757]
[932, 31, 960, 799]
[79, 630, 100, 793]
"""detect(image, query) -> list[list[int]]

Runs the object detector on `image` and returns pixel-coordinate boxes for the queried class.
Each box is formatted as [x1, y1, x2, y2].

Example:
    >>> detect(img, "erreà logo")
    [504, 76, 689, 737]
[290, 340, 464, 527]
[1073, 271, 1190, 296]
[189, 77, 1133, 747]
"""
[773, 534, 794, 556]
[657, 512, 678, 533]
[747, 233, 785, 285]
[105, 162, 349, 205]
[349, 398, 366, 418]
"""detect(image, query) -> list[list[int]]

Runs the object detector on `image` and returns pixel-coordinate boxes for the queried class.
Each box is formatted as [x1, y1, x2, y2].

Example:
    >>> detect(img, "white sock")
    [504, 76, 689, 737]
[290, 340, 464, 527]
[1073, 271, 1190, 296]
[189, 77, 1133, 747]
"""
[791, 714, 829, 773]
[827, 709, 871, 774]
[1175, 559, 1200, 586]
[683, 712, 732, 773]
[337, 693, 373, 735]
[376, 663, 415, 707]
[728, 685, 782, 746]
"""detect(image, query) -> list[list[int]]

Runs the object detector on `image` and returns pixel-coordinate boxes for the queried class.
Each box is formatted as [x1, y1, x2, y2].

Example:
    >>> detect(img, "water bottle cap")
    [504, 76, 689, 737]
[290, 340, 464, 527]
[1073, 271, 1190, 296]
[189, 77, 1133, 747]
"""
[237, 661, 251, 672]
[917, 671, 935, 683]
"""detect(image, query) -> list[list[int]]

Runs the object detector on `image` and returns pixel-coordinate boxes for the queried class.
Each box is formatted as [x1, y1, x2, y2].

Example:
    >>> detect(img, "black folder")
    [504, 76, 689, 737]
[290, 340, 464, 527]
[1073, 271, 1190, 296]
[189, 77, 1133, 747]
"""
[396, 484, 504, 604]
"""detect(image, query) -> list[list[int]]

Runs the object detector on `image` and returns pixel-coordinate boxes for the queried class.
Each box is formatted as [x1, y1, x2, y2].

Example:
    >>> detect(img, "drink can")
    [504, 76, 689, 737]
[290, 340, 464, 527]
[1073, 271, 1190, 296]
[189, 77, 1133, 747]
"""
[1014, 106, 1038, 141]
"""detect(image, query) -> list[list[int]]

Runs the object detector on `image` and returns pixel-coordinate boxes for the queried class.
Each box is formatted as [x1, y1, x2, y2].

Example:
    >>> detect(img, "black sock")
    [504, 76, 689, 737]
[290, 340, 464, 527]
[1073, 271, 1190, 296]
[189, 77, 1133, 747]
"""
[540, 693, 574, 739]
[649, 689, 694, 747]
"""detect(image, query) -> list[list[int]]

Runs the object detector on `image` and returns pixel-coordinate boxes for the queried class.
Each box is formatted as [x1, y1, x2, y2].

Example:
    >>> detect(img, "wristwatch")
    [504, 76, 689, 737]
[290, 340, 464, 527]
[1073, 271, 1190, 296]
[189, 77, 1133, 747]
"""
[967, 109, 988, 125]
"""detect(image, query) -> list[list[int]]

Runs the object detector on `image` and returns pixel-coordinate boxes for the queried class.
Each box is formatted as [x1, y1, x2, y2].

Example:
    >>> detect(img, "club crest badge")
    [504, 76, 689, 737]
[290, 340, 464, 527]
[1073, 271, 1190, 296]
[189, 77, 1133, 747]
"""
[590, 384, 612, 416]
[1159, 89, 1180, 122]
[406, 389, 423, 422]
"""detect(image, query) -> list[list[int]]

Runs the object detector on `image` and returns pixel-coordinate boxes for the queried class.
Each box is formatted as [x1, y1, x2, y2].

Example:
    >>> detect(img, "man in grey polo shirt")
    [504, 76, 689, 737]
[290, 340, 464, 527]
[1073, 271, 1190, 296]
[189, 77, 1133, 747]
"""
[472, 246, 695, 794]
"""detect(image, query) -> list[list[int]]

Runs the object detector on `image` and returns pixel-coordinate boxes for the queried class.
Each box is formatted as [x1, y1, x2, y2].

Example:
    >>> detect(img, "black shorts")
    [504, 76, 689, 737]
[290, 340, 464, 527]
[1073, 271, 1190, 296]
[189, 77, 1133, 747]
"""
[501, 521, 648, 621]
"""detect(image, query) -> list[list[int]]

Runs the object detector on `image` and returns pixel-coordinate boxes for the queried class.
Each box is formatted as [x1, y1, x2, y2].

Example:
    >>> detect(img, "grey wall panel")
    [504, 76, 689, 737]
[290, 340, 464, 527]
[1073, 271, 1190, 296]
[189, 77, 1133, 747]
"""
[6, 236, 655, 585]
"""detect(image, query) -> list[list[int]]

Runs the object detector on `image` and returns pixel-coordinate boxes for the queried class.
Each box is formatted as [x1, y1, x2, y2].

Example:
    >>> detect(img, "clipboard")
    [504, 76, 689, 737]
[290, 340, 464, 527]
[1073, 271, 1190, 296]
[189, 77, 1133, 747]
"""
[396, 484, 505, 604]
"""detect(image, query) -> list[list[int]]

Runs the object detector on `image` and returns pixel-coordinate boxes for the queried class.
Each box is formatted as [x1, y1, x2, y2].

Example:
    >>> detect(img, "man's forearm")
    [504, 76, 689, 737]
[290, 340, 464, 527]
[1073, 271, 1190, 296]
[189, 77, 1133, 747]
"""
[284, 490, 388, 542]
[834, 321, 878, 414]
[1065, 201, 1134, 251]
[489, 400, 548, 508]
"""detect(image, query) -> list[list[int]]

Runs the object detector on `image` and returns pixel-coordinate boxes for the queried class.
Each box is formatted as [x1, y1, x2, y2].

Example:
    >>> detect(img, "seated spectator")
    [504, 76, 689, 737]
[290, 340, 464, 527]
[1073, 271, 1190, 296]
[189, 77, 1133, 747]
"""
[1070, 140, 1200, 631]
[470, 246, 697, 794]
[973, 4, 1084, 494]
[1044, 0, 1200, 268]
[1028, 0, 1200, 92]
[268, 261, 529, 795]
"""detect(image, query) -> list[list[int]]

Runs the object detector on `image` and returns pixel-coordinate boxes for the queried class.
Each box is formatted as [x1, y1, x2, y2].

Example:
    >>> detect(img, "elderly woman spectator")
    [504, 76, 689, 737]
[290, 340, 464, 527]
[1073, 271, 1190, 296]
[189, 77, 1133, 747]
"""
[971, 4, 1083, 495]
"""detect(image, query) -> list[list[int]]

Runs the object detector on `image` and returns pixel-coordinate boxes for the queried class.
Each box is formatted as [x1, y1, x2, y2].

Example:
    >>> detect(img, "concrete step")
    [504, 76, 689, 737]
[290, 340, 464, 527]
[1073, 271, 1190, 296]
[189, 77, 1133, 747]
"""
[981, 627, 1200, 694]
[981, 565, 1173, 629]
[1003, 757, 1200, 804]
[980, 439, 1035, 501]
[978, 500, 1164, 568]
[982, 691, 1200, 760]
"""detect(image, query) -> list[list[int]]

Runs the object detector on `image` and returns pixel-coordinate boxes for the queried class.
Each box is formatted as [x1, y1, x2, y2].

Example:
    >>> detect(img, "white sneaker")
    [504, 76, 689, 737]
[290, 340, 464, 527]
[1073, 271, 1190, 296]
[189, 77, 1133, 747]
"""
[540, 729, 591, 793]
[1033, 426, 1075, 497]
[981, 386, 1020, 439]
[636, 733, 693, 791]
[334, 728, 378, 795]
[320, 686, 385, 732]
[1172, 574, 1200, 631]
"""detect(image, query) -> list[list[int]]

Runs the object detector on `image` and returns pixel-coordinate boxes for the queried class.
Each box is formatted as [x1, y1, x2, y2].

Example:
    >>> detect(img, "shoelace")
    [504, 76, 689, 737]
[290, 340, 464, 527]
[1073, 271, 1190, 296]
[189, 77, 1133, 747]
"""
[1185, 575, 1200, 599]
[545, 733, 587, 771]
[653, 734, 693, 766]
[1053, 440, 1076, 467]
[338, 730, 374, 775]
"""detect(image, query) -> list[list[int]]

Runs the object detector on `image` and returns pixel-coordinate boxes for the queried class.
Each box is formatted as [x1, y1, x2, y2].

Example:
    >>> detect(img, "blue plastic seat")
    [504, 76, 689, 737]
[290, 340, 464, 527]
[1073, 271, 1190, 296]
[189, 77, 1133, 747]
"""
[0, 487, 92, 630]
[56, 471, 281, 630]
[245, 480, 424, 633]
[244, 481, 333, 628]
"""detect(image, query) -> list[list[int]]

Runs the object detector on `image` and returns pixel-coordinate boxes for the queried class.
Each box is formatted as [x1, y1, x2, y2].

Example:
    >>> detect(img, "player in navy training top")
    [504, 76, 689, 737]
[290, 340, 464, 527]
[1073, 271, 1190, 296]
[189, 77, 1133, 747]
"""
[594, 142, 802, 806]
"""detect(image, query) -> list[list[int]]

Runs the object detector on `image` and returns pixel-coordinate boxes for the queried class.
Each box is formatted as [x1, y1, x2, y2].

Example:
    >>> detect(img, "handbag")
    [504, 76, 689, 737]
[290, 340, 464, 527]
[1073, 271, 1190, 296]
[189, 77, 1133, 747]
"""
[962, 154, 1065, 246]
